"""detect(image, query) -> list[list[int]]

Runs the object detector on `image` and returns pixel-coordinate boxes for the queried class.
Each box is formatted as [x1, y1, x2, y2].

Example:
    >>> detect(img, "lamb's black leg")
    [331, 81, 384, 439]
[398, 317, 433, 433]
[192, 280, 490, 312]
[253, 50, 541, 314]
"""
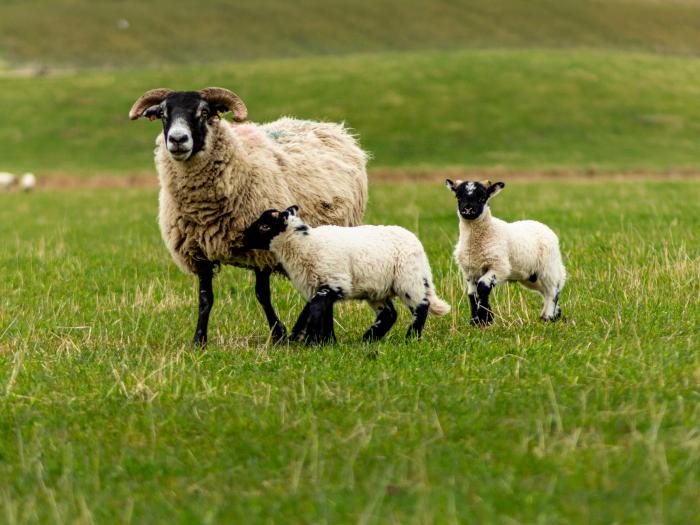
[476, 281, 494, 325]
[290, 302, 311, 342]
[193, 261, 215, 346]
[305, 286, 340, 346]
[468, 293, 480, 325]
[406, 300, 429, 339]
[363, 300, 398, 342]
[255, 268, 287, 342]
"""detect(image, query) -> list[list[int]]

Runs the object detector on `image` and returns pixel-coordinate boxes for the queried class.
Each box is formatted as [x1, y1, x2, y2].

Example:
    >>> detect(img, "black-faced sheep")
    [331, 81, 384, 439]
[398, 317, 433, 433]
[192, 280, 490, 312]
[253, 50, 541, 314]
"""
[129, 88, 368, 344]
[445, 179, 566, 325]
[241, 206, 450, 345]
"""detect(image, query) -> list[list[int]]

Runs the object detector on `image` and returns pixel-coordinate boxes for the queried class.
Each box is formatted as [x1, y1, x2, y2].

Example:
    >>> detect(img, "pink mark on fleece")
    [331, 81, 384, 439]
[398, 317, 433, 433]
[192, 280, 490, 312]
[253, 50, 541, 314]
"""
[230, 123, 265, 145]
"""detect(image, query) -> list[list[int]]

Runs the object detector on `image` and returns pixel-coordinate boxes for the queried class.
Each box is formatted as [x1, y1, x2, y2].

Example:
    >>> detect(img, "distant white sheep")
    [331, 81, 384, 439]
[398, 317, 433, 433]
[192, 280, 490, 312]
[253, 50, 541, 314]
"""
[20, 173, 36, 191]
[446, 179, 566, 324]
[0, 172, 16, 190]
[242, 206, 450, 344]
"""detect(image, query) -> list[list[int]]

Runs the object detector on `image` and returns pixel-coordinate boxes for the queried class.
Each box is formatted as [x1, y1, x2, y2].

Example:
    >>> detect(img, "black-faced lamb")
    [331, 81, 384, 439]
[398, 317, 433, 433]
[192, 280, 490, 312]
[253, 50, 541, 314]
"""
[445, 179, 566, 325]
[129, 87, 368, 344]
[241, 206, 451, 344]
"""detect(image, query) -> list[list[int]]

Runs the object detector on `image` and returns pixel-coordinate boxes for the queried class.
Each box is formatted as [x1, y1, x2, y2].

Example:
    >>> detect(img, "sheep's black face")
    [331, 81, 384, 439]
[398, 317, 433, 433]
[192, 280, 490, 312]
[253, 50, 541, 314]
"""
[242, 208, 292, 250]
[154, 92, 213, 161]
[446, 179, 505, 220]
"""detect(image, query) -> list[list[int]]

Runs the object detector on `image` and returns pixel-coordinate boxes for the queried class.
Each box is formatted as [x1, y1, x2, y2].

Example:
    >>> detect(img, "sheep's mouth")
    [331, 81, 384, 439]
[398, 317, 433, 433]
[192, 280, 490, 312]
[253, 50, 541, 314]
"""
[167, 147, 192, 161]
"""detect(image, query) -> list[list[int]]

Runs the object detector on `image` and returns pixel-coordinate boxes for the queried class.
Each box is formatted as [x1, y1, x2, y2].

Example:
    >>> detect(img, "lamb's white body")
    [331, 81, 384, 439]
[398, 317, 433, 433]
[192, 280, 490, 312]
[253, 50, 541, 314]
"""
[454, 208, 566, 320]
[271, 218, 450, 316]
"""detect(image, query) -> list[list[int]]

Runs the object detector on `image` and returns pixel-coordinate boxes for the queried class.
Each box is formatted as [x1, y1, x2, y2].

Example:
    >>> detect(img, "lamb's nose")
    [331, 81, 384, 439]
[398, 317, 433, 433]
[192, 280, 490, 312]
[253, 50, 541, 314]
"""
[169, 131, 189, 145]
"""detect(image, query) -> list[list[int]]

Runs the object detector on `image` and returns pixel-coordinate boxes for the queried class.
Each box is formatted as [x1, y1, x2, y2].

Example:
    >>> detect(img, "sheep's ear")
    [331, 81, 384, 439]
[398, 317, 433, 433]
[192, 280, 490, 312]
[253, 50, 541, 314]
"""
[286, 205, 299, 217]
[487, 182, 505, 198]
[129, 88, 173, 120]
[199, 87, 248, 122]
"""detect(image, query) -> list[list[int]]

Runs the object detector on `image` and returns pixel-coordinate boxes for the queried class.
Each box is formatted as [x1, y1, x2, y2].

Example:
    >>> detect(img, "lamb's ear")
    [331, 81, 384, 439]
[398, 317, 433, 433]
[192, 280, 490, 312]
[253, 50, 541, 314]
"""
[199, 87, 248, 122]
[445, 179, 463, 193]
[487, 182, 505, 198]
[286, 205, 299, 217]
[129, 88, 173, 120]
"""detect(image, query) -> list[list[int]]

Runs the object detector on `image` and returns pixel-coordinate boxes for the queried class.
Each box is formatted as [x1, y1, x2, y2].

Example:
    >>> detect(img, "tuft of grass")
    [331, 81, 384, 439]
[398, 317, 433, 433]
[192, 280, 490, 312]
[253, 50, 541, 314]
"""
[4, 49, 700, 175]
[5, 0, 700, 67]
[0, 180, 698, 523]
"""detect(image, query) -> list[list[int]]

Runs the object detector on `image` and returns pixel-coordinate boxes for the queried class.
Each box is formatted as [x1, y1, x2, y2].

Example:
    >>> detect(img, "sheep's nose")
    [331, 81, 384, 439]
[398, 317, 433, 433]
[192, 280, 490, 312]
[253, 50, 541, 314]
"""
[168, 131, 189, 145]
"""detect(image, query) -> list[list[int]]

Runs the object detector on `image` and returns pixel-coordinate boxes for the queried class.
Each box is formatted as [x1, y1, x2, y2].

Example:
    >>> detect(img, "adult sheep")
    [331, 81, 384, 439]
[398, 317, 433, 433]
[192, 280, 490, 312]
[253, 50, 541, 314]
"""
[129, 87, 368, 344]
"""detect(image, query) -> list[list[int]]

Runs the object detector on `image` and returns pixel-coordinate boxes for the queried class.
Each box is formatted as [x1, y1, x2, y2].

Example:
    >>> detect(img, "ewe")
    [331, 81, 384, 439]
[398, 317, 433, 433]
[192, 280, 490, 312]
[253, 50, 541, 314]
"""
[129, 88, 368, 344]
[446, 179, 566, 324]
[242, 206, 450, 345]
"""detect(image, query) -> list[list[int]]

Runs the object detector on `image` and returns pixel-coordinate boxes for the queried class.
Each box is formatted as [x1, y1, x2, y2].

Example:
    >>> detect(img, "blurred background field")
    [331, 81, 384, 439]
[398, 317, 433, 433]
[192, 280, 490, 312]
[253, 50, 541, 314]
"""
[4, 0, 700, 176]
[2, 2, 700, 524]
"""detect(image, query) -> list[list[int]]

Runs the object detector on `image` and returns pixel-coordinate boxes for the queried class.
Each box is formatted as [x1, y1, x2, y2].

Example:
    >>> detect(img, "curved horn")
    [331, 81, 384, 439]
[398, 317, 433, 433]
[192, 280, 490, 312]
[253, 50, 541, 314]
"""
[199, 87, 248, 122]
[128, 88, 173, 120]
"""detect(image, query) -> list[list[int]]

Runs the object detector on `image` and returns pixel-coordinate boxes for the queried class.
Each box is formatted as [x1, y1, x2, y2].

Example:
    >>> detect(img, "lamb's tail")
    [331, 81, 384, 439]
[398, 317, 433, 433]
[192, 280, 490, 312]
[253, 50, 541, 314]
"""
[427, 290, 451, 316]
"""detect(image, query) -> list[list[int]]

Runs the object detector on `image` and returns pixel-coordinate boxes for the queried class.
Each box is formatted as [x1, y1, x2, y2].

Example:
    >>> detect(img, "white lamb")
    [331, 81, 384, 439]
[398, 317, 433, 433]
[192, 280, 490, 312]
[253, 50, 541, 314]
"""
[242, 206, 451, 344]
[445, 179, 566, 325]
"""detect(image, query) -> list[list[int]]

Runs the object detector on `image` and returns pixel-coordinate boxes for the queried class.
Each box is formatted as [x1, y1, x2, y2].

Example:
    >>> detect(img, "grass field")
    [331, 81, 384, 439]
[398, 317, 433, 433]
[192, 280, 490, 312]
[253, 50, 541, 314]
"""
[1, 181, 698, 523]
[5, 0, 700, 67]
[5, 49, 700, 175]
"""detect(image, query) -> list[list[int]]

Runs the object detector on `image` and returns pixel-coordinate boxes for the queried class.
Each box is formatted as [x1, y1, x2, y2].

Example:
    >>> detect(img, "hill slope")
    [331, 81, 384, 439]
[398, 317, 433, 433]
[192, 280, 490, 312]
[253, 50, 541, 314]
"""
[3, 49, 700, 175]
[4, 0, 700, 68]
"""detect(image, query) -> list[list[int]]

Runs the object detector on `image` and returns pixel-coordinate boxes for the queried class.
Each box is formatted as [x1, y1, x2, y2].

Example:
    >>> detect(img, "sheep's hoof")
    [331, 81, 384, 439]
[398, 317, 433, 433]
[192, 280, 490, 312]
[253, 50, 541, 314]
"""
[192, 334, 207, 347]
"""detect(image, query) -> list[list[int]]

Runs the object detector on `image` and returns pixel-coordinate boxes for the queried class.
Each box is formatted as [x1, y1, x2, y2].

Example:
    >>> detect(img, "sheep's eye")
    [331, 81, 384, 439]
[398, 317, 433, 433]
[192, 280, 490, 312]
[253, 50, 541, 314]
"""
[259, 224, 270, 232]
[201, 110, 209, 120]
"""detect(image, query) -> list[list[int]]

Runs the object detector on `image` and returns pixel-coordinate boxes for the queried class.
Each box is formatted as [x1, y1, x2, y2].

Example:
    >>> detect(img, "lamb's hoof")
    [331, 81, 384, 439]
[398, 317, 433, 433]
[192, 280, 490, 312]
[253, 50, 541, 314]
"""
[473, 311, 494, 327]
[541, 311, 562, 322]
[270, 323, 287, 343]
[193, 333, 207, 347]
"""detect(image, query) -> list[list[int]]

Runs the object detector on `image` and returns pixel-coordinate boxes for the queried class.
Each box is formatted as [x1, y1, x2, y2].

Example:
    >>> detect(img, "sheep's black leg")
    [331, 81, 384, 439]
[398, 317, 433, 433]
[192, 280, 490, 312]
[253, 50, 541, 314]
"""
[305, 286, 340, 346]
[476, 281, 494, 325]
[255, 268, 287, 342]
[290, 302, 311, 342]
[406, 300, 429, 339]
[193, 261, 215, 346]
[363, 300, 398, 342]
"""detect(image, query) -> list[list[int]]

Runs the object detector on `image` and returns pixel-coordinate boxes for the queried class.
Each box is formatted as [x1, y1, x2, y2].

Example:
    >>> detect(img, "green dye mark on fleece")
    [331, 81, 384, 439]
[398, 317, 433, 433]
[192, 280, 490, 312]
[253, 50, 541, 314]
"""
[266, 130, 288, 141]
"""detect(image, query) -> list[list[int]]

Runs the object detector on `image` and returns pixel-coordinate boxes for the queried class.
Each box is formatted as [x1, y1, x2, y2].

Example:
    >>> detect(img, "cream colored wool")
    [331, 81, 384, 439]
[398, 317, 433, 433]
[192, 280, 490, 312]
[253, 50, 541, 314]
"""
[269, 216, 451, 316]
[155, 117, 368, 273]
[453, 206, 566, 319]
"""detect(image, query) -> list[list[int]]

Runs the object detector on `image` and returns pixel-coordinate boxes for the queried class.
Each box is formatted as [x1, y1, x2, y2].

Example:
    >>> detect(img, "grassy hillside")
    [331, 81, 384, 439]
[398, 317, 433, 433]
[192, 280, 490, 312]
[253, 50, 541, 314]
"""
[3, 49, 700, 175]
[1, 181, 698, 523]
[5, 0, 700, 68]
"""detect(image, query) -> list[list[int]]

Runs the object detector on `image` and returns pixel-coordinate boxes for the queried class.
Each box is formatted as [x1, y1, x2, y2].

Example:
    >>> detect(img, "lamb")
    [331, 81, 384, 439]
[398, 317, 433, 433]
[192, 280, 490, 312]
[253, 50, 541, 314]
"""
[129, 87, 368, 344]
[241, 206, 451, 344]
[445, 179, 566, 325]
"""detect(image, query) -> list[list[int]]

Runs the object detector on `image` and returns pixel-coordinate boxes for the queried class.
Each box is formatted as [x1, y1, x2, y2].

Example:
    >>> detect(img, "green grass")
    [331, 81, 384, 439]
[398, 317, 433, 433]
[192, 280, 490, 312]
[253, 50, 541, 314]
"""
[1, 181, 699, 523]
[4, 49, 700, 175]
[6, 0, 700, 67]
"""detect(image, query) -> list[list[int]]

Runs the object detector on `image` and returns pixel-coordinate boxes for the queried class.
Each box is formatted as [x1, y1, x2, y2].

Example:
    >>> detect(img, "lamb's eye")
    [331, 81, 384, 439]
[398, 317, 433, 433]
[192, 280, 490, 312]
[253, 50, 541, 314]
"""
[201, 110, 209, 120]
[259, 224, 270, 232]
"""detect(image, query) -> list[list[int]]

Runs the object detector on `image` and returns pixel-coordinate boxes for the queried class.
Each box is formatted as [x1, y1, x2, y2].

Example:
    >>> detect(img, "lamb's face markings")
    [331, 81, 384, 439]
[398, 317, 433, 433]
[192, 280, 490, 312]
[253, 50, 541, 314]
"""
[161, 92, 214, 160]
[446, 179, 505, 221]
[241, 209, 290, 250]
[452, 181, 490, 220]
